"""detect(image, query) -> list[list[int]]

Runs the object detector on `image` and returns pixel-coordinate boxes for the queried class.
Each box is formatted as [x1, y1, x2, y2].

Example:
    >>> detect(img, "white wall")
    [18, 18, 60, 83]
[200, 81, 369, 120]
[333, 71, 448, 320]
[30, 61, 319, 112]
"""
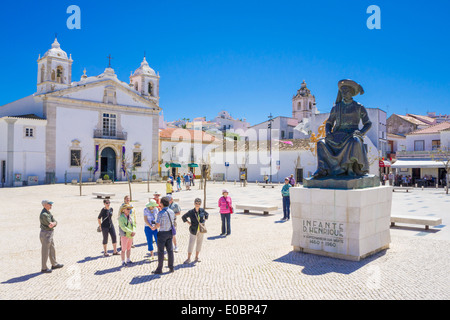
[405, 133, 440, 151]
[0, 118, 46, 186]
[55, 107, 98, 181]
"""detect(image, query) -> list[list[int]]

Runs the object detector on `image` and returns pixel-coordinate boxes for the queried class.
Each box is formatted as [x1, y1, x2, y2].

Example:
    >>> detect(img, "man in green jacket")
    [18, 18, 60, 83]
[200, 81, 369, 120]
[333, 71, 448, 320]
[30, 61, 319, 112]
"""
[39, 200, 63, 273]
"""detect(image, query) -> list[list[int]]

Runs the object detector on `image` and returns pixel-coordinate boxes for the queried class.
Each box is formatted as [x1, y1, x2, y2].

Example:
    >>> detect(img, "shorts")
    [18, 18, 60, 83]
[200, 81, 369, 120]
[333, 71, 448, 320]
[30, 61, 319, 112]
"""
[121, 236, 133, 251]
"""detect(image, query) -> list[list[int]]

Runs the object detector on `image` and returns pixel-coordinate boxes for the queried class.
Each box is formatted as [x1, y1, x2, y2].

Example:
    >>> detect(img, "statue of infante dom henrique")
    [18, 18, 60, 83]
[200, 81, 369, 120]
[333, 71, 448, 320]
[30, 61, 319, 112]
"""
[312, 79, 372, 178]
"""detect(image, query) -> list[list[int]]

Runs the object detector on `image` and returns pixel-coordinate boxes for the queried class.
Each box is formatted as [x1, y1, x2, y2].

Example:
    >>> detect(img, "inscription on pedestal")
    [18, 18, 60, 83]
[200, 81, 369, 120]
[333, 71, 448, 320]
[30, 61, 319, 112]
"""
[301, 219, 345, 252]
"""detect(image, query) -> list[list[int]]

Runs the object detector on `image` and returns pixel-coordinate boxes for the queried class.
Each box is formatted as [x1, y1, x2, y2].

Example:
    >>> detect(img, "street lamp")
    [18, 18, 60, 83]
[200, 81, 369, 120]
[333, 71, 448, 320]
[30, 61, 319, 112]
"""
[268, 113, 274, 183]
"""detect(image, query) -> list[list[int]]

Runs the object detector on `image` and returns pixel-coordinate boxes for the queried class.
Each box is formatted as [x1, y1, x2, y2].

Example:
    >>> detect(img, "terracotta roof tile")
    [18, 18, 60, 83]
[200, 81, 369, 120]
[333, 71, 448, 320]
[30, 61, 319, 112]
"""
[159, 128, 217, 143]
[407, 121, 450, 135]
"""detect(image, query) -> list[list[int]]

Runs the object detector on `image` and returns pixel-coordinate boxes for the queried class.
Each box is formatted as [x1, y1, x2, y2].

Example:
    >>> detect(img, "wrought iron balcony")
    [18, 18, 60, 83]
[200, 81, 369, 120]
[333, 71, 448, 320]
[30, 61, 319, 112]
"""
[93, 129, 127, 140]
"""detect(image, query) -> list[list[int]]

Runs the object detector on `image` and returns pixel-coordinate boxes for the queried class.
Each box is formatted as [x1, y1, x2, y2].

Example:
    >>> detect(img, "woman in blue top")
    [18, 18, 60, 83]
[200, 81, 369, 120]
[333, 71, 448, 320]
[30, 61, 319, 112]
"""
[281, 177, 291, 221]
[144, 200, 159, 260]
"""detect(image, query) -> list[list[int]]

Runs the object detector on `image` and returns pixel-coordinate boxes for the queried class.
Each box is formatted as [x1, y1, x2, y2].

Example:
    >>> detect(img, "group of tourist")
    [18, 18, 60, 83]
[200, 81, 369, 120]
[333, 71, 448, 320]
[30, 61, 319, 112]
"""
[39, 187, 234, 275]
[39, 173, 298, 274]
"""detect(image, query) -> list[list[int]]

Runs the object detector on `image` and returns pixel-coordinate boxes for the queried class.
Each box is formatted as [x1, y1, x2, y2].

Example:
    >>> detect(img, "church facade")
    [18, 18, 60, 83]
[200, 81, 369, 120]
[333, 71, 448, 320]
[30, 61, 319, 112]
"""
[0, 38, 160, 186]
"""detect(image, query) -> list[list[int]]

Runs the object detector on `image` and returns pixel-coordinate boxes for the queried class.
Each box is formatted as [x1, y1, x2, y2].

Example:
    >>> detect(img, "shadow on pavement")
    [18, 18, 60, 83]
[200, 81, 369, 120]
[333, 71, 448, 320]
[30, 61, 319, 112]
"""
[1, 272, 43, 284]
[273, 249, 388, 276]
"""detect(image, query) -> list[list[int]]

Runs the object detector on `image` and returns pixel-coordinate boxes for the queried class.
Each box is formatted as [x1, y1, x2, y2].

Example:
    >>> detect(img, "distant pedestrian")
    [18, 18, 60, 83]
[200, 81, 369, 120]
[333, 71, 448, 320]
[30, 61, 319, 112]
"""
[176, 174, 182, 192]
[218, 189, 233, 236]
[152, 196, 176, 274]
[281, 178, 291, 221]
[184, 172, 191, 190]
[166, 179, 173, 195]
[182, 198, 209, 264]
[97, 199, 119, 257]
[39, 200, 63, 273]
[190, 172, 195, 186]
[144, 200, 159, 261]
[153, 192, 162, 210]
[167, 194, 182, 252]
[388, 171, 394, 186]
[118, 203, 136, 267]
[289, 174, 296, 187]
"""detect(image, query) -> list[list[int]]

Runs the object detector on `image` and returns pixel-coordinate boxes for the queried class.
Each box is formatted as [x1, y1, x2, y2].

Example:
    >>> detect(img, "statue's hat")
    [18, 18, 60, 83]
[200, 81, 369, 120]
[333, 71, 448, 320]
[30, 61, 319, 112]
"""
[338, 79, 364, 96]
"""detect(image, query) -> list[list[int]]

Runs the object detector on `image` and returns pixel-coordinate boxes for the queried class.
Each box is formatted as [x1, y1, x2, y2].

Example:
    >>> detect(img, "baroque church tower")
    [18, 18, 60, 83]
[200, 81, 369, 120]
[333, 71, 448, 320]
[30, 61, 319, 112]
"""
[37, 37, 73, 94]
[129, 55, 160, 106]
[292, 80, 317, 122]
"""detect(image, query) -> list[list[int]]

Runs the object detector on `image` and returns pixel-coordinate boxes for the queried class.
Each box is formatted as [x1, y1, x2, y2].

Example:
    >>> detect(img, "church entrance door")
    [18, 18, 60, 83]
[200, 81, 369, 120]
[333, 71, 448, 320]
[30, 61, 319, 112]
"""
[101, 147, 116, 181]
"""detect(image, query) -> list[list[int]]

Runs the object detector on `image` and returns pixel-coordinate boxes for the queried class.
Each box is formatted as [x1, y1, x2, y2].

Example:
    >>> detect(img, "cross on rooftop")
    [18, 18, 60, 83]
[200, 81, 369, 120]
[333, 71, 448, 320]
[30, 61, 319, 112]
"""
[107, 54, 113, 67]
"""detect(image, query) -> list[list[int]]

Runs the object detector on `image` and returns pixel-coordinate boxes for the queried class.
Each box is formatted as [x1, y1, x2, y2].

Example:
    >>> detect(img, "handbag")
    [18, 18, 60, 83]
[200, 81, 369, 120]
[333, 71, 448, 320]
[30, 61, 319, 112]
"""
[223, 196, 233, 214]
[165, 208, 176, 236]
[195, 210, 207, 233]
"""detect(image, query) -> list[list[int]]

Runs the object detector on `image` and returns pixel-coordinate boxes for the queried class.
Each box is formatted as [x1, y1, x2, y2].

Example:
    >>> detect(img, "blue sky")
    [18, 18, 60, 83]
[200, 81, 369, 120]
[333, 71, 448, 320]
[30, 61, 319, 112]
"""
[0, 0, 449, 125]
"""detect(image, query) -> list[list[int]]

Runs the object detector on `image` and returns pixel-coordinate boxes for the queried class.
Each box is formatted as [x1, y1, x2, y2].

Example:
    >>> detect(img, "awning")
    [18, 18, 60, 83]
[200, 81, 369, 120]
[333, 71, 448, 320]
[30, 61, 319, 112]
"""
[188, 163, 198, 167]
[166, 162, 181, 168]
[391, 160, 445, 168]
[379, 160, 391, 167]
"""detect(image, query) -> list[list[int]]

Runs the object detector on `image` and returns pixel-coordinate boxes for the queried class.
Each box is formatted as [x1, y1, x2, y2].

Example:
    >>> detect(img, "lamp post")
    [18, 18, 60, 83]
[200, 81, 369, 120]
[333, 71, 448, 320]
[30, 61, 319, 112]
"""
[268, 113, 274, 183]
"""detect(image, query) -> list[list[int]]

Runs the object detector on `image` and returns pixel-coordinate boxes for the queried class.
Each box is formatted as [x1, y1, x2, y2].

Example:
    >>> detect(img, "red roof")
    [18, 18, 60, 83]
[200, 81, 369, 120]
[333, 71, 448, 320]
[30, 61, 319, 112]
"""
[407, 121, 450, 135]
[159, 128, 217, 143]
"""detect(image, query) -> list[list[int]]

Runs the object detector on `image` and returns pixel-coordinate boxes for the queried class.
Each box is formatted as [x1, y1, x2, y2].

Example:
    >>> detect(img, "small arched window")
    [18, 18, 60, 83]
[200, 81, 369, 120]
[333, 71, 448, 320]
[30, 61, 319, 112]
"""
[40, 65, 45, 83]
[56, 66, 64, 83]
[309, 102, 312, 110]
[148, 82, 153, 96]
[297, 102, 301, 110]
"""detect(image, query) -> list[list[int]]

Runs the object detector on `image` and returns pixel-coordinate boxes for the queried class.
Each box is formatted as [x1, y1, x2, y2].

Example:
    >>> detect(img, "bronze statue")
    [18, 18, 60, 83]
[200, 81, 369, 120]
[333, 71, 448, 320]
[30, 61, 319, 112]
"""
[312, 79, 372, 178]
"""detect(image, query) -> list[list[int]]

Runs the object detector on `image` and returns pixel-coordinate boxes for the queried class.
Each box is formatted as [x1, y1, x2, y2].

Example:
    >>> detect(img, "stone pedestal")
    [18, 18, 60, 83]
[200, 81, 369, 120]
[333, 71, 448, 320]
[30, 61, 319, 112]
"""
[291, 186, 392, 261]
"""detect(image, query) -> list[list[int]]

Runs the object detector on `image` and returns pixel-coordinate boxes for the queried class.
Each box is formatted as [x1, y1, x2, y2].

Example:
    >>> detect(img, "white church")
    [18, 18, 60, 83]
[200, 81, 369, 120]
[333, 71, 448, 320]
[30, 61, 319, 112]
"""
[0, 37, 160, 187]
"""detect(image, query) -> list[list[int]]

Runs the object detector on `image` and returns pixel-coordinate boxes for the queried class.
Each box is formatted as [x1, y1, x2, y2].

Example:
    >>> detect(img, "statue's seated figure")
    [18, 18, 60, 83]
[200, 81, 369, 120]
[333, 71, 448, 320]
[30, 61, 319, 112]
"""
[313, 79, 372, 178]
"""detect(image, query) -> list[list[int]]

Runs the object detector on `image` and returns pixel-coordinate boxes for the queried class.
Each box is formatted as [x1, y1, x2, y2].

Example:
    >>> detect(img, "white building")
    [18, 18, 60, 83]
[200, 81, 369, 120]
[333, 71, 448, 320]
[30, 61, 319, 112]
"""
[0, 37, 160, 186]
[159, 128, 220, 178]
[392, 121, 450, 185]
[214, 110, 250, 132]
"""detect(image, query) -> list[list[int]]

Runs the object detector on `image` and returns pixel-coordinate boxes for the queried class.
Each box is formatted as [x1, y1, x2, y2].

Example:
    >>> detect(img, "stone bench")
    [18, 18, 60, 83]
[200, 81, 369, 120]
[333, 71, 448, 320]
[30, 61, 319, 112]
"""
[92, 192, 115, 199]
[390, 214, 442, 230]
[393, 187, 413, 192]
[261, 184, 277, 188]
[235, 204, 278, 215]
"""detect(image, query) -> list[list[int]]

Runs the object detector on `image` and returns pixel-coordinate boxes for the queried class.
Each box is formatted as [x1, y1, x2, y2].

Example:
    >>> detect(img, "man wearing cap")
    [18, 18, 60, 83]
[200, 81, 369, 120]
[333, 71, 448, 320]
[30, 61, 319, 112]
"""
[39, 200, 63, 273]
[313, 79, 372, 178]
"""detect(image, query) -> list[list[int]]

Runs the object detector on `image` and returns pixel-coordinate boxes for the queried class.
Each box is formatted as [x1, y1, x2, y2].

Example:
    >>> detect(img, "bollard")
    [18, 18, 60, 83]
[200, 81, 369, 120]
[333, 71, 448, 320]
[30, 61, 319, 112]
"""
[422, 186, 424, 190]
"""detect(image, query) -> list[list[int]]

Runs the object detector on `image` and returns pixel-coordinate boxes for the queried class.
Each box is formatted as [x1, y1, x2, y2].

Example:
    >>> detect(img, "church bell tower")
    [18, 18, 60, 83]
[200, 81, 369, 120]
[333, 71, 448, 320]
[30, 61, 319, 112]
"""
[37, 37, 73, 94]
[292, 80, 317, 122]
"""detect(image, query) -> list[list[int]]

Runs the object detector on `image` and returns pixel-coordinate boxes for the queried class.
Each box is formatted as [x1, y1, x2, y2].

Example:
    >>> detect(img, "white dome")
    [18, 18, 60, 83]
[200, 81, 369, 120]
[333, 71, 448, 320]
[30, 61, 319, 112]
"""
[43, 38, 69, 59]
[133, 57, 156, 76]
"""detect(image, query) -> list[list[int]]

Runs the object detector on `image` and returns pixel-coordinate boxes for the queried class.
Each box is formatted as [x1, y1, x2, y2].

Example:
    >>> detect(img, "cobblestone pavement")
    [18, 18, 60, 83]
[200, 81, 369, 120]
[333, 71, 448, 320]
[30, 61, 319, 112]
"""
[0, 182, 449, 300]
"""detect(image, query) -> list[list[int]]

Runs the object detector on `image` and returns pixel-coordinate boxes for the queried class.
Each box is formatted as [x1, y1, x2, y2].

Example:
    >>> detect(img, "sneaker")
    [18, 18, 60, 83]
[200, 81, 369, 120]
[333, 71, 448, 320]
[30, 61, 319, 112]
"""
[183, 259, 191, 264]
[173, 246, 179, 252]
[121, 262, 127, 267]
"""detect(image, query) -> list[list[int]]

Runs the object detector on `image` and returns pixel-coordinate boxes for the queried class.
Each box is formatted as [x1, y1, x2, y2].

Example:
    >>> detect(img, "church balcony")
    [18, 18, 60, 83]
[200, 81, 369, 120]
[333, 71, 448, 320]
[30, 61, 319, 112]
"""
[93, 129, 127, 140]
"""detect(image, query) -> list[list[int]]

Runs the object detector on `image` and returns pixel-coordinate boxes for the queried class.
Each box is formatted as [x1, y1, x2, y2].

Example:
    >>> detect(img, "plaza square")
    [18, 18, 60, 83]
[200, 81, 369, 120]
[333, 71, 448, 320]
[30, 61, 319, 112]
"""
[0, 182, 448, 300]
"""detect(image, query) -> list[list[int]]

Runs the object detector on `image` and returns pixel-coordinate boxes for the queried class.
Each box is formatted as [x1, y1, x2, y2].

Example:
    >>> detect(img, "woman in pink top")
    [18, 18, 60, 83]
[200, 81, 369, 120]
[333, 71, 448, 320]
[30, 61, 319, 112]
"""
[218, 189, 233, 236]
